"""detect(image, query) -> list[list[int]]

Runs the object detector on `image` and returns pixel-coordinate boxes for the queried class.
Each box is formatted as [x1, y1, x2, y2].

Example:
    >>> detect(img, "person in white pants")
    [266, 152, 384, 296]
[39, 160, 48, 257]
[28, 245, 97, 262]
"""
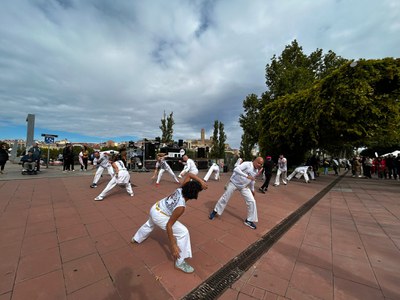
[178, 155, 198, 178]
[90, 151, 114, 188]
[287, 166, 314, 183]
[94, 155, 134, 201]
[204, 162, 220, 182]
[132, 173, 207, 274]
[209, 157, 264, 230]
[151, 153, 180, 185]
[273, 154, 287, 186]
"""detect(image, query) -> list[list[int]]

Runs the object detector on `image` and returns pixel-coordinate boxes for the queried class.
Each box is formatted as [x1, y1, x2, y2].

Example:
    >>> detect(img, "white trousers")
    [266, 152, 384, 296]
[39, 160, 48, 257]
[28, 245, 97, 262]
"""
[214, 181, 258, 222]
[179, 169, 199, 177]
[287, 170, 315, 182]
[98, 171, 133, 198]
[204, 165, 220, 181]
[93, 165, 114, 184]
[274, 169, 287, 185]
[157, 168, 179, 184]
[287, 170, 309, 182]
[133, 204, 192, 263]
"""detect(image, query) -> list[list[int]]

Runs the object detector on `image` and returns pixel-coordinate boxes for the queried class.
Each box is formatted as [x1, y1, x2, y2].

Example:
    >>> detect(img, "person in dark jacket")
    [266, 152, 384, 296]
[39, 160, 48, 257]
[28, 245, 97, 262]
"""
[259, 156, 273, 193]
[0, 142, 9, 174]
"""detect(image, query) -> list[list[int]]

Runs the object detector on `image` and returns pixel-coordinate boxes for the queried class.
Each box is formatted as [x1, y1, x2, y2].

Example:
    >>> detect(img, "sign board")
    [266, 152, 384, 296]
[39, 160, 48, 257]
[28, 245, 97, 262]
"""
[44, 136, 55, 144]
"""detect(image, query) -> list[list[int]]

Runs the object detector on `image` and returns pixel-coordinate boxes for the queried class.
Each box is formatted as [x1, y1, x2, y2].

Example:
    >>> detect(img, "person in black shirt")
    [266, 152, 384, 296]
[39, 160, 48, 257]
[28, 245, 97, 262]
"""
[259, 156, 274, 193]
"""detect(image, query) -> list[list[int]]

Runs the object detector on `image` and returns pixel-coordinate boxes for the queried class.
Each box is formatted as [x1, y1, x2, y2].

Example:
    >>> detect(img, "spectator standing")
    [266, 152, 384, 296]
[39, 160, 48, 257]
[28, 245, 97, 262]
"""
[332, 158, 339, 176]
[0, 142, 9, 174]
[79, 145, 89, 171]
[323, 158, 330, 175]
[63, 143, 71, 172]
[364, 156, 373, 178]
[352, 156, 362, 178]
[386, 154, 394, 179]
[307, 155, 319, 178]
[393, 154, 400, 180]
[209, 157, 264, 230]
[273, 154, 287, 186]
[68, 144, 75, 171]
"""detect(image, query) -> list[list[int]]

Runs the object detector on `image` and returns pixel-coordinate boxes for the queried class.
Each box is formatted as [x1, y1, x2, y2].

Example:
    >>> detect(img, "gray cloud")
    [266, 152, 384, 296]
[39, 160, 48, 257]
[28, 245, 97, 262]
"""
[0, 0, 399, 148]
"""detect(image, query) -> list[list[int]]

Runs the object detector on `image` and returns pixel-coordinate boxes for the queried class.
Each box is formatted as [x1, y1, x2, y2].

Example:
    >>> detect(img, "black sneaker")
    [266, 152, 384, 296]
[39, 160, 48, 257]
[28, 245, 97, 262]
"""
[209, 210, 217, 220]
[258, 187, 265, 194]
[90, 183, 97, 188]
[244, 219, 256, 229]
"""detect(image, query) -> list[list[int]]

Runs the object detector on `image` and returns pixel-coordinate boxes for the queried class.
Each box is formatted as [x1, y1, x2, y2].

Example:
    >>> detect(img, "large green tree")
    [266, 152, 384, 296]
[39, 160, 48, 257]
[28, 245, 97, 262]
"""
[259, 40, 347, 163]
[259, 58, 400, 162]
[159, 111, 174, 144]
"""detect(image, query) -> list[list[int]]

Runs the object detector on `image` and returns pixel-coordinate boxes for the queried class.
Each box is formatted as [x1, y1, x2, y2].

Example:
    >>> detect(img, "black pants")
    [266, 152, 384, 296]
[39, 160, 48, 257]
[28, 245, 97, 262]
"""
[261, 173, 272, 190]
[81, 158, 88, 170]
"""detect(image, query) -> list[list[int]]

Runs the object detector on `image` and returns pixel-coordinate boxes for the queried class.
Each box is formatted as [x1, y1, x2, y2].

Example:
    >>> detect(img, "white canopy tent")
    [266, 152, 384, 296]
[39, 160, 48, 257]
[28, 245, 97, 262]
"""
[382, 150, 400, 157]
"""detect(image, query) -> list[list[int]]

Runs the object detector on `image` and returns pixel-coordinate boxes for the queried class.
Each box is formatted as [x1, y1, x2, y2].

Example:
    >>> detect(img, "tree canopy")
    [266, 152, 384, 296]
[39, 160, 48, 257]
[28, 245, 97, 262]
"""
[239, 40, 400, 165]
[259, 58, 400, 163]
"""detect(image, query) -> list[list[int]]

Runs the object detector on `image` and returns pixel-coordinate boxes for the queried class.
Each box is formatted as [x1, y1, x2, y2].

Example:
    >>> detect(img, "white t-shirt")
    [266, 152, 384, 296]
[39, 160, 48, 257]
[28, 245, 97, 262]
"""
[277, 157, 287, 171]
[93, 153, 110, 168]
[183, 158, 198, 174]
[114, 160, 130, 184]
[158, 188, 186, 216]
[156, 159, 171, 171]
[230, 161, 259, 191]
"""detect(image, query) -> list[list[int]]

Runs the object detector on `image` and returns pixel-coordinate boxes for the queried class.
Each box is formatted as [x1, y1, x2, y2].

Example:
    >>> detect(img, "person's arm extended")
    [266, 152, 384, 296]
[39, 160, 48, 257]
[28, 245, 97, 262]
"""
[166, 207, 185, 260]
[112, 162, 119, 176]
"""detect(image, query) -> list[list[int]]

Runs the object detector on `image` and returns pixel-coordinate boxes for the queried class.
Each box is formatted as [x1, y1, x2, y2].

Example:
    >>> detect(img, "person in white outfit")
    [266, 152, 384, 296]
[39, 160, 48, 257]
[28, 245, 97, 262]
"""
[209, 156, 264, 230]
[94, 154, 134, 201]
[273, 154, 287, 186]
[90, 151, 114, 188]
[178, 155, 198, 178]
[204, 161, 220, 182]
[287, 166, 314, 183]
[151, 153, 180, 186]
[131, 173, 207, 274]
[234, 155, 243, 167]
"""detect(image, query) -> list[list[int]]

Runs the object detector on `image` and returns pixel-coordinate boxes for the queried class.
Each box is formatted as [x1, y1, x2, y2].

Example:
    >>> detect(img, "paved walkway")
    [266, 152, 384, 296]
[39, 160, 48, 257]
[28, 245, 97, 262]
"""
[0, 163, 399, 299]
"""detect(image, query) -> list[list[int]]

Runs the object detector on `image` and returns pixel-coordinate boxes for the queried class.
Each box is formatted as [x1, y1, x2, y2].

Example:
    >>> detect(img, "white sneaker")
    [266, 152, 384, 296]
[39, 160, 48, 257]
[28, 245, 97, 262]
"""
[178, 175, 182, 179]
[175, 260, 194, 273]
[94, 196, 104, 201]
[129, 193, 134, 197]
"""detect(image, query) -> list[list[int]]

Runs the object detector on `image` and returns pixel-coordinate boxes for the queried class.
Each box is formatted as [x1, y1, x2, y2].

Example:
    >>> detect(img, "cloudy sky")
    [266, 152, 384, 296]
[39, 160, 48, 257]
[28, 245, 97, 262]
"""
[0, 0, 399, 148]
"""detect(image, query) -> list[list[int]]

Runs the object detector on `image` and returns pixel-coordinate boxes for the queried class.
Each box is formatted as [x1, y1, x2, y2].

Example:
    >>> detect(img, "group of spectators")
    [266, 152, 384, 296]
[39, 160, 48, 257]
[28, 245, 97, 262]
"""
[350, 154, 400, 179]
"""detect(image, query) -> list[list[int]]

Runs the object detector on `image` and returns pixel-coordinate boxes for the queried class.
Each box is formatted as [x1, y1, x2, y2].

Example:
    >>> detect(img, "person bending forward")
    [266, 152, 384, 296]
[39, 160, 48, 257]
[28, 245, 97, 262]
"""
[132, 173, 207, 273]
